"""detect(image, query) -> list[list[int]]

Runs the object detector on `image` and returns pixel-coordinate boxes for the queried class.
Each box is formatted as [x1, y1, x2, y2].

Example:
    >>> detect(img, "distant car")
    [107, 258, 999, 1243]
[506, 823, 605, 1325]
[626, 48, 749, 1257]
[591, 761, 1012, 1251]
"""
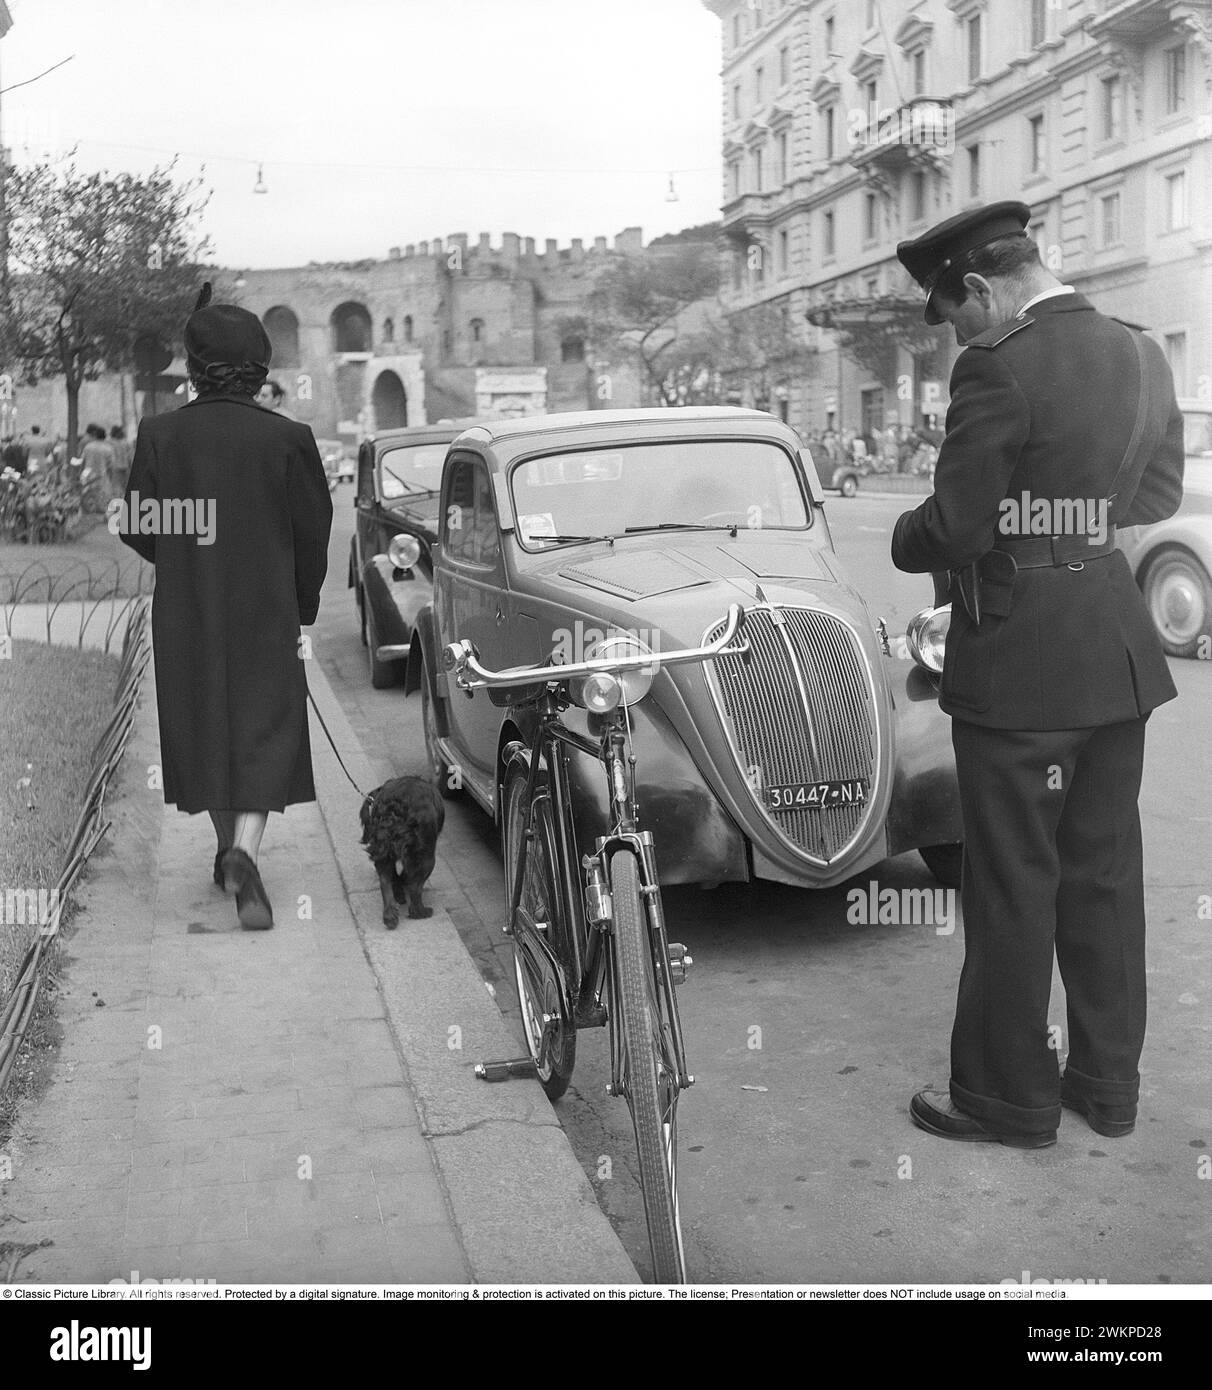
[315, 438, 355, 485]
[805, 445, 869, 498]
[408, 406, 965, 891]
[350, 422, 475, 687]
[1118, 400, 1212, 658]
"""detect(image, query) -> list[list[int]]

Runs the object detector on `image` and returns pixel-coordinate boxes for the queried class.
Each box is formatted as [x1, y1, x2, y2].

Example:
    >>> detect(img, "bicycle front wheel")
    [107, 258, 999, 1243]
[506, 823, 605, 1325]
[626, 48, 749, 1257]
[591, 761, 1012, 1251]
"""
[610, 849, 686, 1283]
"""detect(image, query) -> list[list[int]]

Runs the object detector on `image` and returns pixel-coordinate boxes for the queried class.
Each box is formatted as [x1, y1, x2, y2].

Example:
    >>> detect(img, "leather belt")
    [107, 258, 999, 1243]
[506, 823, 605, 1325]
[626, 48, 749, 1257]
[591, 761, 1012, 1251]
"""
[992, 529, 1117, 569]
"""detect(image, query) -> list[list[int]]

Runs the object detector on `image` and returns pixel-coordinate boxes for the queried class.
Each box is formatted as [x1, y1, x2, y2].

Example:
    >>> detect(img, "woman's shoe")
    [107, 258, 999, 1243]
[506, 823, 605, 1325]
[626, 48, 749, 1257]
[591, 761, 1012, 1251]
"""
[219, 848, 274, 930]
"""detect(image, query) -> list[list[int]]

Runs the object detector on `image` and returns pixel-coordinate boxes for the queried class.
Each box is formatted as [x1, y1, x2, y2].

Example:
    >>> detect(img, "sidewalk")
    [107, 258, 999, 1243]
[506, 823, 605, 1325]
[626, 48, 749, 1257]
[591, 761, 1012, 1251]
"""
[0, 625, 636, 1283]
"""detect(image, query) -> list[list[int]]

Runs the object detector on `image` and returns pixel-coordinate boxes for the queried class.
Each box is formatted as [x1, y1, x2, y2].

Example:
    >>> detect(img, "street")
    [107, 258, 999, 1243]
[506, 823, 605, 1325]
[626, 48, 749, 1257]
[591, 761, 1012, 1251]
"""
[312, 486, 1212, 1284]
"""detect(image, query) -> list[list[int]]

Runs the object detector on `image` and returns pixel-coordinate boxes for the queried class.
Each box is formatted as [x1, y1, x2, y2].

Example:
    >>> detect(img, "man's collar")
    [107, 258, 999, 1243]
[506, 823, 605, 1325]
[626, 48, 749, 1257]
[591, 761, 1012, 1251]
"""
[1016, 284, 1076, 318]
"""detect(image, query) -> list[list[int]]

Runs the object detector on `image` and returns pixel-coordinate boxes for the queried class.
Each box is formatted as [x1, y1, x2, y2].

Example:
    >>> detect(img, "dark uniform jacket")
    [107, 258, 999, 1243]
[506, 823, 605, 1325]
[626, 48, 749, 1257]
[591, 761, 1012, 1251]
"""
[119, 393, 333, 813]
[892, 293, 1184, 729]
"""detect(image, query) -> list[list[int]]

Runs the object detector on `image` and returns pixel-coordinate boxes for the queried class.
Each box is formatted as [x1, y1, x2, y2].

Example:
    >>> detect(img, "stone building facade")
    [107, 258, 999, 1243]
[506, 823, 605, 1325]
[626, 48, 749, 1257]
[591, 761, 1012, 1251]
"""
[232, 228, 647, 440]
[703, 0, 1212, 438]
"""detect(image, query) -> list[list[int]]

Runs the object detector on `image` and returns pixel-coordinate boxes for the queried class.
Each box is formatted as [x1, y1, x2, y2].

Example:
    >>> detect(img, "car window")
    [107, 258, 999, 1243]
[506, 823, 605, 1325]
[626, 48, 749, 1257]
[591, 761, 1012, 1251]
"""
[356, 444, 374, 505]
[444, 457, 500, 567]
[1183, 409, 1212, 459]
[510, 438, 810, 548]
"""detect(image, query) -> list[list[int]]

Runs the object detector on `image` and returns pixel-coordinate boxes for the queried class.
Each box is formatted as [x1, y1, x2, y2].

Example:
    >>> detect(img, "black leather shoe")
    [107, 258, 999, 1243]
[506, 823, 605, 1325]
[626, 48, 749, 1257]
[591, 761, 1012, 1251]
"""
[1060, 1082, 1136, 1138]
[213, 850, 226, 889]
[910, 1089, 1057, 1149]
[220, 848, 274, 930]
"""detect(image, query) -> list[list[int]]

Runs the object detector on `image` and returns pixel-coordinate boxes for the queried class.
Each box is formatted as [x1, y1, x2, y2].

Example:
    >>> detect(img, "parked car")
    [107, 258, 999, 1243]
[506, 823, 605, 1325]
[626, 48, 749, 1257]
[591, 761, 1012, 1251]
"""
[806, 446, 869, 498]
[350, 422, 474, 686]
[405, 407, 964, 890]
[1118, 399, 1212, 658]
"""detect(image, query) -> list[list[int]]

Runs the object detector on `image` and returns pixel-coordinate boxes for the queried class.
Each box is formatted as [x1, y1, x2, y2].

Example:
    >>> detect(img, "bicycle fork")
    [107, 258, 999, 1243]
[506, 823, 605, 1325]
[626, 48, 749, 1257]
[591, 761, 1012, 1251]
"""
[582, 832, 695, 1097]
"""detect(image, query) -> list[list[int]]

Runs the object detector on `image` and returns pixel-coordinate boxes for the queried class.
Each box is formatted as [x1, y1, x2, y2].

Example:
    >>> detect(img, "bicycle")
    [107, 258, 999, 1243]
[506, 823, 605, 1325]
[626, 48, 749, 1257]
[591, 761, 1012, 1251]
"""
[443, 604, 749, 1283]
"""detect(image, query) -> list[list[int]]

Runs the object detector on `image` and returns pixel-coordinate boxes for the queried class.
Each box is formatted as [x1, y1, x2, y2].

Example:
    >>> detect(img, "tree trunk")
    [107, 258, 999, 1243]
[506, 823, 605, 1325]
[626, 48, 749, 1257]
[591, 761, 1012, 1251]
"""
[65, 375, 80, 461]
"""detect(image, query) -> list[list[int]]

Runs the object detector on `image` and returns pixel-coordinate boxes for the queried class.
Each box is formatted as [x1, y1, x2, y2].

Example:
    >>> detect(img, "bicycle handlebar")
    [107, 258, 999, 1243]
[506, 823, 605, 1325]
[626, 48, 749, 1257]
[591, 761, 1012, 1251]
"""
[443, 603, 749, 691]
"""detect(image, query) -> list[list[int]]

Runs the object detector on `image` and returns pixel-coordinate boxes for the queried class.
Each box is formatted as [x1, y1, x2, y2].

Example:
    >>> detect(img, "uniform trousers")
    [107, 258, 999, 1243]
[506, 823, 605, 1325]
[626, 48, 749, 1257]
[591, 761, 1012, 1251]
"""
[949, 715, 1149, 1136]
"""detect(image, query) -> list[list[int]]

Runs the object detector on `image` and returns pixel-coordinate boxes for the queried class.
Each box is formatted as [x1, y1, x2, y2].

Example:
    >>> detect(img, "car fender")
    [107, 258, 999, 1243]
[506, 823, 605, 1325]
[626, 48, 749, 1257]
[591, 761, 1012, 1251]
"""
[882, 658, 964, 855]
[405, 604, 441, 706]
[363, 555, 431, 655]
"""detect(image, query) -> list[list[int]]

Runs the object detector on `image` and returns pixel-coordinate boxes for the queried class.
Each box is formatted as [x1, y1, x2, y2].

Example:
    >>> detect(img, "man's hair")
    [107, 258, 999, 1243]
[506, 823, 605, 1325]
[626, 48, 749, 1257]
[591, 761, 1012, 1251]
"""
[933, 234, 1043, 309]
[110, 425, 126, 440]
[30, 425, 41, 436]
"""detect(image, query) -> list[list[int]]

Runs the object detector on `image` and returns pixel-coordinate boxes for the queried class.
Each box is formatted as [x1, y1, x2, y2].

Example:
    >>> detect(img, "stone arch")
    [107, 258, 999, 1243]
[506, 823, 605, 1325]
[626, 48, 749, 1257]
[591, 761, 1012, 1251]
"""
[371, 370, 408, 430]
[331, 301, 373, 353]
[262, 305, 300, 367]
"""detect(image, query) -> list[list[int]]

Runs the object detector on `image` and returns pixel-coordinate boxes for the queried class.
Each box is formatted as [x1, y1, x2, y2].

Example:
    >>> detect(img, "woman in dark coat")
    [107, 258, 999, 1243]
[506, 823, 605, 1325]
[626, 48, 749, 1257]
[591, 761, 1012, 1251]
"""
[119, 290, 333, 928]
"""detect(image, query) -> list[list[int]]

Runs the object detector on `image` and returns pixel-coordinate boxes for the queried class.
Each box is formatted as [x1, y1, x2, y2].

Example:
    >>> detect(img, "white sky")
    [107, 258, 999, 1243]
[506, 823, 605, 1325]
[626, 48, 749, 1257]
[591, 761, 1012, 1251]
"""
[0, 0, 724, 268]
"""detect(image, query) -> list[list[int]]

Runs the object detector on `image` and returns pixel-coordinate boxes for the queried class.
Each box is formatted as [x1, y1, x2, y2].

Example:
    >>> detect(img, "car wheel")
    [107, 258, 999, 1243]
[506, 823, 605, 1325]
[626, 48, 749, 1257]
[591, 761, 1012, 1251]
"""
[365, 600, 400, 689]
[1142, 547, 1212, 659]
[920, 843, 963, 888]
[421, 656, 460, 798]
[839, 474, 859, 498]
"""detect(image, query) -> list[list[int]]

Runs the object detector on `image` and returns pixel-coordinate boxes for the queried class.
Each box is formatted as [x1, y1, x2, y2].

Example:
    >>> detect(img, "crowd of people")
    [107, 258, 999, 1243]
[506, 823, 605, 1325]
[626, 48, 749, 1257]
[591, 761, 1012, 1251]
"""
[803, 422, 943, 476]
[0, 422, 134, 505]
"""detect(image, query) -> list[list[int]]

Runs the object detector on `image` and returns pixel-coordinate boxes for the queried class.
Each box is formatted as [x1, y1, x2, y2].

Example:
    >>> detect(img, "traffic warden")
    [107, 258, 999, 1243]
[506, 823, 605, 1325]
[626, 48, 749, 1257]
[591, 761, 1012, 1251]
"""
[891, 201, 1184, 1148]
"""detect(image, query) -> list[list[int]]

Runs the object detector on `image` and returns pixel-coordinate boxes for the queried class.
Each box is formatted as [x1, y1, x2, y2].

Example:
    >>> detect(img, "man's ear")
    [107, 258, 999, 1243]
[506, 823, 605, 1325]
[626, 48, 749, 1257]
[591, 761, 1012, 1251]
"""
[961, 272, 994, 304]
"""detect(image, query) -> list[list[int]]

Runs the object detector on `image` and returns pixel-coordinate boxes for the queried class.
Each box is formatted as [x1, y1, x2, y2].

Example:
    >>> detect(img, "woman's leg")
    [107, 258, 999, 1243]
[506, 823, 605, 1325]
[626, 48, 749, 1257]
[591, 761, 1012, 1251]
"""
[209, 810, 236, 851]
[233, 811, 268, 861]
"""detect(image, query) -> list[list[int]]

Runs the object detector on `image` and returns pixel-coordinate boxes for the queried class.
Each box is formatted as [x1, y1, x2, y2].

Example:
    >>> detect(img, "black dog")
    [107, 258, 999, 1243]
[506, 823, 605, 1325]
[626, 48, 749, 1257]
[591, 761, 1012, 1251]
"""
[359, 776, 445, 928]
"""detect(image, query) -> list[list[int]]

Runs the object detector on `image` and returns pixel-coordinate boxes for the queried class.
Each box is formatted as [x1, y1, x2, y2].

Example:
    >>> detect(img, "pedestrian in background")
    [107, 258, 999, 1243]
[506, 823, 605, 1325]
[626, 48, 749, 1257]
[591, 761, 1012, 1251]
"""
[109, 425, 133, 496]
[26, 425, 52, 473]
[81, 424, 117, 508]
[892, 201, 1184, 1149]
[118, 287, 333, 930]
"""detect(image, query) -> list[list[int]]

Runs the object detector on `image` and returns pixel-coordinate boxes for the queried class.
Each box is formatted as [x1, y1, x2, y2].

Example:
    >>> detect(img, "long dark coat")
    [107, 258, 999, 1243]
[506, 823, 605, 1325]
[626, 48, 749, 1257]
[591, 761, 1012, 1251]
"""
[891, 293, 1184, 729]
[119, 393, 333, 813]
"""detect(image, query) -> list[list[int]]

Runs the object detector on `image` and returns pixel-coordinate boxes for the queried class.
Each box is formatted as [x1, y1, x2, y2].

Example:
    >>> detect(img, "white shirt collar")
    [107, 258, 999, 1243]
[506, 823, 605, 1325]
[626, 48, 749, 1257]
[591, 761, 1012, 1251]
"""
[1016, 285, 1076, 317]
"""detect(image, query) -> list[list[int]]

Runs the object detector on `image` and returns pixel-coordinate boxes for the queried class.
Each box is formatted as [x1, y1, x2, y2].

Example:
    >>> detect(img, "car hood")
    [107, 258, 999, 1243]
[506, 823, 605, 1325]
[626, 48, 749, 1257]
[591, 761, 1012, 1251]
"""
[519, 533, 872, 647]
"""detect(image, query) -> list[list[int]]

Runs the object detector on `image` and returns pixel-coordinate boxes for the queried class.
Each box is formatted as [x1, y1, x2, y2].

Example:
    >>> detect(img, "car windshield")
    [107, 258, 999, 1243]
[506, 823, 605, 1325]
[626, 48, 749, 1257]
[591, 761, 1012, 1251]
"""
[380, 444, 447, 499]
[1183, 409, 1212, 459]
[510, 439, 809, 548]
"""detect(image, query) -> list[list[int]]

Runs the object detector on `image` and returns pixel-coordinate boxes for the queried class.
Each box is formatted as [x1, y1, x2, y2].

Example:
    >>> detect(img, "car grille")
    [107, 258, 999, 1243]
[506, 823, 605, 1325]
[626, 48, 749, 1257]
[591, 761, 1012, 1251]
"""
[704, 606, 878, 865]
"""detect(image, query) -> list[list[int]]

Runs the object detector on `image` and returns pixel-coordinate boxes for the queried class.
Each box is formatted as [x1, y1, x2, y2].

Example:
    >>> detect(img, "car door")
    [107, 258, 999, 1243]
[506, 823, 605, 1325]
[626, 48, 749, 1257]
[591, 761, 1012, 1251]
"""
[434, 451, 511, 784]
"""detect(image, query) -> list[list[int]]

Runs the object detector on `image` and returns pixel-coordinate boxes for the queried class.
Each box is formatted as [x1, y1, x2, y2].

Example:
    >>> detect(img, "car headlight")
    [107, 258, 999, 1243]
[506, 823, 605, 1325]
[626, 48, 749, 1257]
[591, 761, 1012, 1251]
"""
[906, 604, 951, 674]
[388, 534, 421, 570]
[569, 671, 623, 713]
[566, 633, 658, 709]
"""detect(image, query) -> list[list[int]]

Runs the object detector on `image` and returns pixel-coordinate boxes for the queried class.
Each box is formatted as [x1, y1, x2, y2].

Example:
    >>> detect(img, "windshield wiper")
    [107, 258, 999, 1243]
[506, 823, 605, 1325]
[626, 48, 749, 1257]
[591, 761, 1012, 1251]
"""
[529, 532, 616, 546]
[624, 522, 739, 537]
[384, 474, 436, 497]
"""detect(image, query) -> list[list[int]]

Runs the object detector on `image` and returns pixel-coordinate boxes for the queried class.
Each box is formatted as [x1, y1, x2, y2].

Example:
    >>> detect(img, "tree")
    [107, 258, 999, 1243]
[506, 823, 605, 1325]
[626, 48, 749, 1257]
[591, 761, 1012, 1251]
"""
[584, 241, 721, 406]
[720, 300, 817, 413]
[2, 160, 213, 454]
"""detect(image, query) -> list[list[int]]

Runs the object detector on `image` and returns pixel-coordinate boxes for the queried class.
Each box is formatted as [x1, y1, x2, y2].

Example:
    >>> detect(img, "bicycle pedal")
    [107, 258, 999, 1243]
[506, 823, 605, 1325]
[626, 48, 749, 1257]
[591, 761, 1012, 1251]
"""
[668, 943, 693, 985]
[474, 1057, 538, 1082]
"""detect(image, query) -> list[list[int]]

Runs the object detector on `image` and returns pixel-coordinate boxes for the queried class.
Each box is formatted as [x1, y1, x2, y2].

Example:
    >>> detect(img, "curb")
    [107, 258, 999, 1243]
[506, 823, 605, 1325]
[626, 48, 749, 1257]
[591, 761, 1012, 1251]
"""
[304, 659, 639, 1283]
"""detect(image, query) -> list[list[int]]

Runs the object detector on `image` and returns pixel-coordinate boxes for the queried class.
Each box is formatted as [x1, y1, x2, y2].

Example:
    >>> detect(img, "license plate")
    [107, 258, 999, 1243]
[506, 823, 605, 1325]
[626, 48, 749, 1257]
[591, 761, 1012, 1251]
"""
[767, 780, 868, 810]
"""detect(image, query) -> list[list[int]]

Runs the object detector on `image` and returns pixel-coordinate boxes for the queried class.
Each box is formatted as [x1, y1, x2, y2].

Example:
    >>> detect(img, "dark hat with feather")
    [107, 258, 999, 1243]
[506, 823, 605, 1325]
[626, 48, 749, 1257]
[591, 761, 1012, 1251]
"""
[184, 283, 272, 393]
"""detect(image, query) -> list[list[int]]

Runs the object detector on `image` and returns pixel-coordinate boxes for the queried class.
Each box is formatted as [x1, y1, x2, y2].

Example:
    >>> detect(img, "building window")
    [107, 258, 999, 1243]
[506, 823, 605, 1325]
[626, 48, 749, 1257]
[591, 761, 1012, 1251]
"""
[1164, 45, 1187, 114]
[1163, 331, 1188, 393]
[733, 13, 742, 48]
[777, 131, 789, 184]
[779, 229, 790, 274]
[911, 169, 928, 222]
[865, 274, 879, 297]
[865, 0, 875, 30]
[403, 315, 413, 343]
[1099, 191, 1122, 247]
[967, 143, 981, 198]
[470, 318, 484, 344]
[754, 147, 764, 192]
[1166, 169, 1188, 229]
[863, 78, 878, 126]
[1101, 75, 1123, 142]
[824, 14, 835, 61]
[823, 208, 836, 258]
[729, 160, 741, 199]
[1030, 0, 1047, 48]
[864, 192, 878, 242]
[911, 48, 926, 96]
[382, 316, 394, 343]
[1028, 113, 1045, 173]
[967, 14, 982, 84]
[732, 82, 742, 121]
[561, 336, 585, 364]
[733, 251, 744, 290]
[755, 65, 764, 106]
[822, 104, 836, 160]
[779, 44, 790, 88]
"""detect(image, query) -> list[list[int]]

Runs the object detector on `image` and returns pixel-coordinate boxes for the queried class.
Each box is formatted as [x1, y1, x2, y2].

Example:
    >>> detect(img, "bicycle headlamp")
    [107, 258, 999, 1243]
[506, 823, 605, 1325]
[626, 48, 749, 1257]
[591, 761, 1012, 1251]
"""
[586, 634, 658, 705]
[906, 603, 951, 674]
[570, 671, 623, 713]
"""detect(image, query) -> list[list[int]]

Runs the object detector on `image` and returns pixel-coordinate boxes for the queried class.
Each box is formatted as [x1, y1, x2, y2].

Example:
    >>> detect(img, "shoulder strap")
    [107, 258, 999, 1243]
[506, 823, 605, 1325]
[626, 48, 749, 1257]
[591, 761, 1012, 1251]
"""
[1106, 328, 1156, 520]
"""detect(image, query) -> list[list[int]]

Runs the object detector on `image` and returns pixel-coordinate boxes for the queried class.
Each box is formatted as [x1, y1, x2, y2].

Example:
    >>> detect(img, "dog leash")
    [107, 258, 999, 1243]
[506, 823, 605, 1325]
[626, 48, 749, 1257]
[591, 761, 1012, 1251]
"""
[306, 686, 373, 805]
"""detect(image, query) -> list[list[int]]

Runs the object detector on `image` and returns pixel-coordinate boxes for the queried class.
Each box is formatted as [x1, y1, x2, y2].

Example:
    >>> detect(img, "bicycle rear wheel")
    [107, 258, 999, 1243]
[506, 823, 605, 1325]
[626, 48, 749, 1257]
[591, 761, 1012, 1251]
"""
[502, 765, 576, 1101]
[610, 848, 686, 1283]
